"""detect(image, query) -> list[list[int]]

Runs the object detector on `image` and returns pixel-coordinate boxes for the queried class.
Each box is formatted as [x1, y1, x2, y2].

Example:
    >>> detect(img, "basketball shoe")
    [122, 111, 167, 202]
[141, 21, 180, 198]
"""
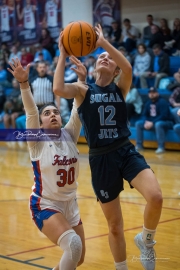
[134, 233, 156, 270]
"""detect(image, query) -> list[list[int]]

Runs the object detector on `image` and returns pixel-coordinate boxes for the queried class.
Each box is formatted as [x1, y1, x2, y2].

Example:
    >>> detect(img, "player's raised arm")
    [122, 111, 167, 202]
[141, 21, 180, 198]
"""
[95, 24, 132, 98]
[53, 32, 79, 99]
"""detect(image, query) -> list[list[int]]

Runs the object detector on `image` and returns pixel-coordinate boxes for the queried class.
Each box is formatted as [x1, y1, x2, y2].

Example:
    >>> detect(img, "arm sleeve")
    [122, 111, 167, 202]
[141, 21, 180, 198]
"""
[20, 87, 44, 158]
[64, 99, 82, 144]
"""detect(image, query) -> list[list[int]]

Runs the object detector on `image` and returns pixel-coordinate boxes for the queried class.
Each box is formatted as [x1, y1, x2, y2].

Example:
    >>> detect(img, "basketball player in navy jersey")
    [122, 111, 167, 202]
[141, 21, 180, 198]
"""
[53, 24, 163, 270]
[8, 58, 87, 270]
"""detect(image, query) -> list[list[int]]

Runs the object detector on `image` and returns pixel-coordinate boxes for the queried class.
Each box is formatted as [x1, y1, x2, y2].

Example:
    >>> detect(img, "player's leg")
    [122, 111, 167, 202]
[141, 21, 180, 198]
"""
[41, 212, 82, 270]
[73, 224, 85, 266]
[131, 168, 163, 270]
[131, 168, 162, 230]
[99, 197, 128, 270]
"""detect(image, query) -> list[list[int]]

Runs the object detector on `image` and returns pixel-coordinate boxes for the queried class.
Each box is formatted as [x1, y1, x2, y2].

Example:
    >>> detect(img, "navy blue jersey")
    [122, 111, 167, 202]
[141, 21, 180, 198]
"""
[78, 83, 131, 148]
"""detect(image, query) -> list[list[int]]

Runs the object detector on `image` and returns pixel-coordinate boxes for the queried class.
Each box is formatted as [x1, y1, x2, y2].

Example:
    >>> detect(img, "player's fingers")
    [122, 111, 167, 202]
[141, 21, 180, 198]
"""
[8, 62, 15, 70]
[16, 58, 21, 66]
[69, 56, 80, 65]
[7, 68, 13, 75]
[12, 59, 17, 67]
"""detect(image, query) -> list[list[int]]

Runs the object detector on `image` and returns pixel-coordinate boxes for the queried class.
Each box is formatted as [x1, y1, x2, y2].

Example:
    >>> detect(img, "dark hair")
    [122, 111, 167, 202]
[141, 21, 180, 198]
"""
[36, 61, 47, 67]
[39, 103, 59, 124]
[137, 43, 147, 51]
[147, 14, 153, 18]
[123, 18, 130, 24]
[152, 43, 162, 50]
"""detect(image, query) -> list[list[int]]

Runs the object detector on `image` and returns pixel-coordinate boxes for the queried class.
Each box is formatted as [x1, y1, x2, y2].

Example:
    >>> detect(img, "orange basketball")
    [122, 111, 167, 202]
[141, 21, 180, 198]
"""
[62, 21, 97, 57]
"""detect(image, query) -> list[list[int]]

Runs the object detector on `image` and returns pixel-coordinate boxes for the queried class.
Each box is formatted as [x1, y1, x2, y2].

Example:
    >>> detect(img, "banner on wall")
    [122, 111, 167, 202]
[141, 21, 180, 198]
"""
[93, 0, 121, 32]
[0, 0, 62, 45]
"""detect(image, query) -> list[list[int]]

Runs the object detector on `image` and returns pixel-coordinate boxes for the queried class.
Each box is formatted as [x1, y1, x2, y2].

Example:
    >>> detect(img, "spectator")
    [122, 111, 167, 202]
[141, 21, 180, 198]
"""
[83, 55, 96, 84]
[20, 47, 34, 68]
[119, 18, 139, 53]
[164, 18, 180, 56]
[169, 87, 180, 123]
[47, 56, 59, 76]
[135, 87, 174, 154]
[0, 85, 5, 121]
[143, 14, 157, 44]
[0, 42, 10, 67]
[0, 62, 7, 83]
[167, 68, 180, 91]
[173, 109, 180, 138]
[118, 46, 132, 63]
[174, 68, 180, 84]
[59, 98, 71, 127]
[30, 61, 59, 109]
[34, 52, 45, 63]
[148, 25, 164, 49]
[39, 28, 55, 57]
[133, 43, 151, 87]
[3, 79, 24, 129]
[8, 45, 22, 64]
[159, 18, 171, 37]
[125, 84, 143, 124]
[140, 43, 169, 89]
[160, 19, 172, 48]
[108, 21, 122, 48]
[34, 43, 52, 64]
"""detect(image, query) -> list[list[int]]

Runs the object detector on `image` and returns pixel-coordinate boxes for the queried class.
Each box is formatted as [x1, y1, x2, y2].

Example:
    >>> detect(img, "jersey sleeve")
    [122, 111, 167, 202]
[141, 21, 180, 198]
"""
[64, 99, 82, 144]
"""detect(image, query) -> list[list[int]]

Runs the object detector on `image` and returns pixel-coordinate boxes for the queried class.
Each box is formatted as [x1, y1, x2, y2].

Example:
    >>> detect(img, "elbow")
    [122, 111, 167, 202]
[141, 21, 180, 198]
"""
[53, 87, 58, 95]
[124, 63, 132, 74]
[53, 87, 61, 96]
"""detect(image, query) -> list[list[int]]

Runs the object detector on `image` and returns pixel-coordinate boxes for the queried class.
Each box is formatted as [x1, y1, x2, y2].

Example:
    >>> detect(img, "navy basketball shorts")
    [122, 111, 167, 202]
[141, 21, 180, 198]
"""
[89, 142, 150, 203]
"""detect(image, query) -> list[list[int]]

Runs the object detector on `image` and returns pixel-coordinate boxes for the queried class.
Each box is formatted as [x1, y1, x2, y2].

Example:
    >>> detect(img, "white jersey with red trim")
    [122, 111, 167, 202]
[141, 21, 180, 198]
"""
[31, 128, 79, 201]
[24, 5, 35, 29]
[45, 0, 58, 27]
[1, 6, 10, 31]
[99, 3, 113, 27]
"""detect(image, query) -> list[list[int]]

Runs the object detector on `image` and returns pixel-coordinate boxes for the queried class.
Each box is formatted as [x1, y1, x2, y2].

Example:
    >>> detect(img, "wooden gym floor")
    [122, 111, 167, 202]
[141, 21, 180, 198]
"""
[0, 143, 180, 270]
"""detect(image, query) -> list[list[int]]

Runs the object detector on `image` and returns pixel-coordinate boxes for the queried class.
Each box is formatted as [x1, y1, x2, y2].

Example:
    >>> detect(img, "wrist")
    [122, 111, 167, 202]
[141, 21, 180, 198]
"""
[17, 79, 28, 83]
[19, 81, 30, 90]
[78, 78, 86, 83]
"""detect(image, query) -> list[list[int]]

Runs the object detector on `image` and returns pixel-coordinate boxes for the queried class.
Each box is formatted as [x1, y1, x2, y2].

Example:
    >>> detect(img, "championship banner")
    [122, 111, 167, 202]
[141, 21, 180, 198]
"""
[93, 0, 121, 32]
[0, 0, 62, 45]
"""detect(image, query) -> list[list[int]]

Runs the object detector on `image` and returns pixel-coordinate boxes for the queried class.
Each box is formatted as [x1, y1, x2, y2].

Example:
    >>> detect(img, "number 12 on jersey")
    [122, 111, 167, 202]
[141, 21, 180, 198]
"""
[98, 105, 118, 139]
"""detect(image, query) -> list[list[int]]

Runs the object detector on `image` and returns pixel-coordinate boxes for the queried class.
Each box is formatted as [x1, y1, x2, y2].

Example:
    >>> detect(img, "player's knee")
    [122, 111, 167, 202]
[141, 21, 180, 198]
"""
[57, 229, 82, 264]
[108, 221, 124, 237]
[149, 190, 163, 208]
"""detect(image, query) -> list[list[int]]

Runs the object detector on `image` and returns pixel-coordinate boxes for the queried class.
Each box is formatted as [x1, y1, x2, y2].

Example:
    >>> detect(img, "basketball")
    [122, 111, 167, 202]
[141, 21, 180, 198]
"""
[62, 21, 97, 57]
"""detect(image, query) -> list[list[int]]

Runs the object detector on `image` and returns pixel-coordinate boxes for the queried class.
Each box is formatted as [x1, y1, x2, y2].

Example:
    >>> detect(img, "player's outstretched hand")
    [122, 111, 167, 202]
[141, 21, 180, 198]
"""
[94, 24, 105, 48]
[70, 56, 87, 82]
[7, 58, 30, 83]
[58, 31, 69, 58]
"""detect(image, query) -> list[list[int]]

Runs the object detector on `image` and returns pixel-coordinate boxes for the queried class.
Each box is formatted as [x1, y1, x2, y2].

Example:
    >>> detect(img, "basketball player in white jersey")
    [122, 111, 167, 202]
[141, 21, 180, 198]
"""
[0, 0, 14, 32]
[8, 57, 87, 270]
[44, 0, 58, 28]
[16, 0, 36, 30]
[94, 0, 115, 29]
